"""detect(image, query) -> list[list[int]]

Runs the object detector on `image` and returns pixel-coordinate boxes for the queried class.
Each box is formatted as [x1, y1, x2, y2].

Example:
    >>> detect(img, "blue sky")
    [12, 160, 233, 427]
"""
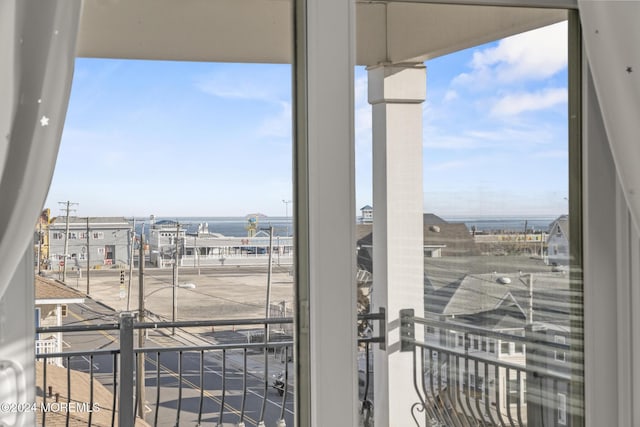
[45, 21, 568, 218]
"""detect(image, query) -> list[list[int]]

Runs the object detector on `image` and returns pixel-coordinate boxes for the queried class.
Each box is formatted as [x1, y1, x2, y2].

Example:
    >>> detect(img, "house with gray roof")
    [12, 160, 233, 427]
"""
[547, 215, 569, 266]
[356, 213, 480, 274]
[359, 205, 373, 223]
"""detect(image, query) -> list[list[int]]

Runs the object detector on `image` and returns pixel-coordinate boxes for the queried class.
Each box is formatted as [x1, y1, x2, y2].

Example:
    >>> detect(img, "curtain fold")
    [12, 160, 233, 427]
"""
[578, 0, 640, 232]
[0, 0, 81, 297]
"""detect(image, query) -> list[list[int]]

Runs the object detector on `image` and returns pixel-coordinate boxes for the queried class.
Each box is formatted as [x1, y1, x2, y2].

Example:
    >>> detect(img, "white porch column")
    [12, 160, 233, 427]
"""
[294, 0, 357, 426]
[369, 63, 426, 427]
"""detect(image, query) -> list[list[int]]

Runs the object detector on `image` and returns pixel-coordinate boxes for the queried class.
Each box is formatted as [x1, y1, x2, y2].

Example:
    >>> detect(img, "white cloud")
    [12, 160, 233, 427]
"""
[195, 67, 289, 102]
[453, 21, 568, 86]
[430, 160, 470, 171]
[424, 132, 482, 150]
[197, 77, 273, 101]
[443, 90, 458, 102]
[258, 101, 292, 138]
[491, 88, 567, 116]
[533, 149, 568, 159]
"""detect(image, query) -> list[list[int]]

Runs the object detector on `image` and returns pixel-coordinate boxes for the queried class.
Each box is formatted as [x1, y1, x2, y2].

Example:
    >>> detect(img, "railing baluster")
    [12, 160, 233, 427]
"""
[363, 343, 371, 403]
[516, 370, 523, 426]
[198, 350, 204, 426]
[427, 349, 439, 421]
[176, 351, 183, 426]
[505, 368, 516, 427]
[133, 352, 138, 420]
[361, 342, 372, 425]
[474, 359, 486, 426]
[239, 348, 247, 426]
[493, 365, 505, 427]
[119, 313, 134, 427]
[445, 352, 468, 427]
[111, 354, 117, 427]
[89, 354, 94, 427]
[259, 335, 269, 424]
[454, 355, 470, 425]
[483, 362, 497, 426]
[463, 351, 476, 425]
[412, 348, 431, 426]
[154, 352, 160, 427]
[66, 356, 71, 427]
[42, 359, 47, 427]
[219, 349, 227, 426]
[279, 346, 289, 423]
[439, 350, 462, 427]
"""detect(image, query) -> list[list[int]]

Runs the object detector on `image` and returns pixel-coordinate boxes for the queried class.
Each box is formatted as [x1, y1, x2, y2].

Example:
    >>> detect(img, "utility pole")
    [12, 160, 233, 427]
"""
[58, 201, 77, 283]
[127, 218, 136, 311]
[86, 217, 90, 295]
[137, 234, 146, 420]
[172, 223, 180, 335]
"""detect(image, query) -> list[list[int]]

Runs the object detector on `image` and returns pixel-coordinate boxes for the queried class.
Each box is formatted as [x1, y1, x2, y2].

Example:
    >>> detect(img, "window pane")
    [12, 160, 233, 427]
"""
[355, 7, 582, 426]
[40, 4, 295, 424]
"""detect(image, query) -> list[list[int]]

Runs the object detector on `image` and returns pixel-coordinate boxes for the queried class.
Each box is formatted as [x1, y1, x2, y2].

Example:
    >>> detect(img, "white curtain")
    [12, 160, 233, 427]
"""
[0, 0, 81, 298]
[578, 0, 640, 232]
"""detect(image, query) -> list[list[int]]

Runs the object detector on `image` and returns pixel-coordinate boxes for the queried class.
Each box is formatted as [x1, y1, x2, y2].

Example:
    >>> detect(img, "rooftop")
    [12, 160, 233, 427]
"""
[35, 276, 85, 303]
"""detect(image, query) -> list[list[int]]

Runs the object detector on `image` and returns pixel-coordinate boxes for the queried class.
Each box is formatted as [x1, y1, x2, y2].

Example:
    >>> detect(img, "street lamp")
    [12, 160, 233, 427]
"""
[144, 282, 196, 299]
[144, 282, 196, 335]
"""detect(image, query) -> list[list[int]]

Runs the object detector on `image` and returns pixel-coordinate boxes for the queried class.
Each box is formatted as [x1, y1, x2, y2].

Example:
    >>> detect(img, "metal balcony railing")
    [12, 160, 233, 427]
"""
[399, 309, 575, 427]
[35, 311, 386, 427]
[36, 316, 294, 427]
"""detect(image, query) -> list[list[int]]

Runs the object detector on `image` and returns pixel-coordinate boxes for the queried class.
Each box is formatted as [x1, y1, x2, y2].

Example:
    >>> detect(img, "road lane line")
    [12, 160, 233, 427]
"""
[203, 366, 295, 416]
[144, 354, 260, 425]
[69, 308, 118, 343]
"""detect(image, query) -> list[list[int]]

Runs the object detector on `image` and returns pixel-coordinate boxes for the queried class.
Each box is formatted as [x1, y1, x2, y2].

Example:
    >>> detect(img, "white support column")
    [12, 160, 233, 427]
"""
[369, 63, 426, 427]
[294, 0, 357, 426]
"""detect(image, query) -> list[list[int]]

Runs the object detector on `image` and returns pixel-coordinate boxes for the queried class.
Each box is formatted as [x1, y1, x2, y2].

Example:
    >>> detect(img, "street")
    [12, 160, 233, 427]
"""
[59, 295, 294, 426]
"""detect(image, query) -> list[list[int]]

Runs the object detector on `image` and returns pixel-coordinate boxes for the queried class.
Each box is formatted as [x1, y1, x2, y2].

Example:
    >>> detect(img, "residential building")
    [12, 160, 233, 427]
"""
[1, 2, 638, 426]
[360, 205, 373, 223]
[34, 276, 85, 366]
[148, 219, 186, 267]
[547, 215, 570, 266]
[48, 217, 133, 269]
[357, 213, 480, 272]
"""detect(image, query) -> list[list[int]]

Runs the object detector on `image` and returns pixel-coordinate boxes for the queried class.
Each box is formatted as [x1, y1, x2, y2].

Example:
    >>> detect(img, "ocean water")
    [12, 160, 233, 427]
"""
[132, 215, 560, 238]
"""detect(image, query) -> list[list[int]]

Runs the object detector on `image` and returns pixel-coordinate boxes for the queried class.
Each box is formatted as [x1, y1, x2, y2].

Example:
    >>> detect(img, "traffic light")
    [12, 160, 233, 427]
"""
[120, 270, 125, 284]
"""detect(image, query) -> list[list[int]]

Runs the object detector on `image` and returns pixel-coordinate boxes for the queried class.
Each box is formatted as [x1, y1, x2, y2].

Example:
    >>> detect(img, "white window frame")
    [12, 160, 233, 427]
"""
[558, 392, 567, 425]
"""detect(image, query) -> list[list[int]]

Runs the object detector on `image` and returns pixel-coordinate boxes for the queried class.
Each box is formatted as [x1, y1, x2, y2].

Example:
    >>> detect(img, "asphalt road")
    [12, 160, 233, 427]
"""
[60, 297, 294, 426]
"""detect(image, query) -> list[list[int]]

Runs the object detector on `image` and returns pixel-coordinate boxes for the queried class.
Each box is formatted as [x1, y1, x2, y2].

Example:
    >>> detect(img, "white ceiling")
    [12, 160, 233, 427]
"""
[76, 0, 566, 65]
